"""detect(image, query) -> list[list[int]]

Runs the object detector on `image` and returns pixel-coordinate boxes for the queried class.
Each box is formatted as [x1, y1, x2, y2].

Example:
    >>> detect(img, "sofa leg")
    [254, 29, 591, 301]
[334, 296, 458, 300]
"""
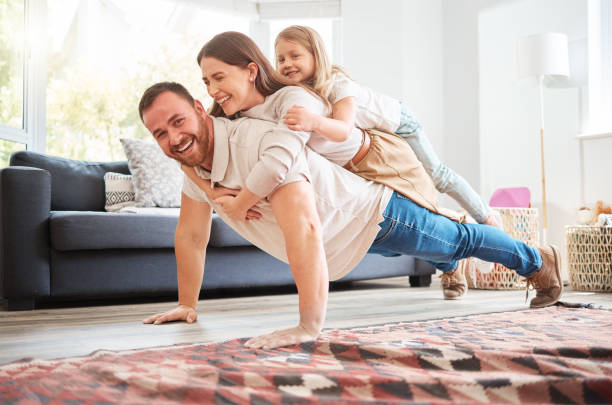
[409, 275, 431, 287]
[7, 298, 36, 311]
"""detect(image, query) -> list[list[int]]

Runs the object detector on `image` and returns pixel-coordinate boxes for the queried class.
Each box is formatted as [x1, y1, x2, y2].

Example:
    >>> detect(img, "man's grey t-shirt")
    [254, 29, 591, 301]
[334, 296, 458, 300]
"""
[182, 116, 392, 281]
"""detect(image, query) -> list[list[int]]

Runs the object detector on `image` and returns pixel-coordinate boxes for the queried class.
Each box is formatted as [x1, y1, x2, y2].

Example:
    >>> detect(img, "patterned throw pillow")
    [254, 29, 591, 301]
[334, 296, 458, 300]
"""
[120, 138, 183, 207]
[104, 172, 136, 212]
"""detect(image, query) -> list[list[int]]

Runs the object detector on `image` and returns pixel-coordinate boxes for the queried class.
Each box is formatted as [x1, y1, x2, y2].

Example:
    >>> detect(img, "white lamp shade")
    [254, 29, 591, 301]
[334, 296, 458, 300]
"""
[517, 32, 570, 79]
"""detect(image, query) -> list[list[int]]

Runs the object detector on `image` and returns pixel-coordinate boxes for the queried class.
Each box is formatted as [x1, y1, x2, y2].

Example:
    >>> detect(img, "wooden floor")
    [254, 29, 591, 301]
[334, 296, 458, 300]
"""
[0, 276, 610, 365]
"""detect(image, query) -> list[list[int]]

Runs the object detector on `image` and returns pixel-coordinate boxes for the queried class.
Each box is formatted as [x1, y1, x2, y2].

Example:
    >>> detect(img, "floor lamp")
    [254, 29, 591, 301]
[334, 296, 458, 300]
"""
[516, 33, 569, 244]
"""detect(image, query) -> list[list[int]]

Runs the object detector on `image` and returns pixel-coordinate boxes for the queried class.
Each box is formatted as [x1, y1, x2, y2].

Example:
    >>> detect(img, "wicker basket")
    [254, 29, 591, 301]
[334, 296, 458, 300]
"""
[566, 226, 612, 292]
[462, 207, 540, 290]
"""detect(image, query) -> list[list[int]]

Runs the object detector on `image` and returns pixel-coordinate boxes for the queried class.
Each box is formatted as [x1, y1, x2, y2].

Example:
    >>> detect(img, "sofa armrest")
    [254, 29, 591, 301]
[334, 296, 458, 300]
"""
[1, 166, 51, 304]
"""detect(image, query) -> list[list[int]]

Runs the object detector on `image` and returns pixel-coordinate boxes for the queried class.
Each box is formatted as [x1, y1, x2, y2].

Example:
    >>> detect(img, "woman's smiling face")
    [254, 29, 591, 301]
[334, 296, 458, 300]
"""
[200, 57, 262, 116]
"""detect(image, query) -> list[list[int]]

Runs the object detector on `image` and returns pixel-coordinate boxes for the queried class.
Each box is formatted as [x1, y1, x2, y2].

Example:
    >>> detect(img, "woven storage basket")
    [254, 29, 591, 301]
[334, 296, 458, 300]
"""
[566, 226, 612, 292]
[462, 207, 540, 290]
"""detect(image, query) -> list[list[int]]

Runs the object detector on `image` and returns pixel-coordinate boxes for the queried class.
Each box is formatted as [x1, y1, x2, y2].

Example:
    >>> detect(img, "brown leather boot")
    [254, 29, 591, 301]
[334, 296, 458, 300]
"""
[526, 244, 563, 308]
[441, 267, 467, 300]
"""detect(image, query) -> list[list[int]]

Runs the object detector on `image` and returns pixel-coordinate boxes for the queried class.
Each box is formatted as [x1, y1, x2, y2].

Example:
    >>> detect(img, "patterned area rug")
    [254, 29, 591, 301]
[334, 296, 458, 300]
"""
[1, 307, 611, 404]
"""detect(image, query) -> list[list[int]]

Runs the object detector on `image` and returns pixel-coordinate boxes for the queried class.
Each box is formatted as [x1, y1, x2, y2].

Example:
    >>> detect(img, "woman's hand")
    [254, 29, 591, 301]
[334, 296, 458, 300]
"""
[244, 324, 320, 350]
[283, 104, 320, 132]
[143, 304, 198, 325]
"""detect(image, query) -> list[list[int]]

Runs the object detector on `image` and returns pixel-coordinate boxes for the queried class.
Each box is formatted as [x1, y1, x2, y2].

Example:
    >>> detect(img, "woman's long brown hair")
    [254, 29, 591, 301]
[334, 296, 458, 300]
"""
[197, 31, 327, 118]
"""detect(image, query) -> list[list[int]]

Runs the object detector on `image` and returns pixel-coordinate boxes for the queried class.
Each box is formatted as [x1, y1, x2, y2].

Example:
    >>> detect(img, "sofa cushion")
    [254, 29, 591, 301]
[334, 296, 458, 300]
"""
[10, 151, 130, 211]
[120, 138, 182, 208]
[104, 172, 136, 212]
[50, 211, 251, 251]
[50, 211, 179, 251]
[208, 215, 252, 248]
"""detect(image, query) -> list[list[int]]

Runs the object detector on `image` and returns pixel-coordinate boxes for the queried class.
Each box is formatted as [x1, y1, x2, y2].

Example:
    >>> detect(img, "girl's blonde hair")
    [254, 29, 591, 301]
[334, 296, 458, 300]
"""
[275, 25, 351, 102]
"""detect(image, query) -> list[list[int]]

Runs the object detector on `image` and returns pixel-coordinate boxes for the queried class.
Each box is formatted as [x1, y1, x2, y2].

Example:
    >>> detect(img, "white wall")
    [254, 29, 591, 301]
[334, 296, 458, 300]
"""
[443, 0, 612, 275]
[442, 0, 493, 202]
[478, 0, 587, 269]
[582, 137, 612, 203]
[341, 0, 444, 154]
[342, 0, 610, 275]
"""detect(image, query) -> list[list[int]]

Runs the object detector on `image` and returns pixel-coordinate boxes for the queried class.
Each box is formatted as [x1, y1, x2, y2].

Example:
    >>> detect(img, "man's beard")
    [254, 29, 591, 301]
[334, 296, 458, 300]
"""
[173, 117, 209, 167]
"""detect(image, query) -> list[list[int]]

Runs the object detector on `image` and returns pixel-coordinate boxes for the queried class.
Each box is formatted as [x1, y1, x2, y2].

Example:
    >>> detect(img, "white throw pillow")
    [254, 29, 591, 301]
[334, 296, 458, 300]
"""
[120, 138, 182, 207]
[104, 172, 136, 212]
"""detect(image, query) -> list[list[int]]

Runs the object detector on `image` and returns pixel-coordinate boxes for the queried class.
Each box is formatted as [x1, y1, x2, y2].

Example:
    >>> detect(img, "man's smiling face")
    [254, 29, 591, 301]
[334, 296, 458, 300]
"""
[142, 91, 210, 167]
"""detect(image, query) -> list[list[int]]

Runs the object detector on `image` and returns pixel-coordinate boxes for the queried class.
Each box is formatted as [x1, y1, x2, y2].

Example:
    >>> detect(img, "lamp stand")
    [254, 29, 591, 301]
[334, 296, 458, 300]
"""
[538, 75, 548, 244]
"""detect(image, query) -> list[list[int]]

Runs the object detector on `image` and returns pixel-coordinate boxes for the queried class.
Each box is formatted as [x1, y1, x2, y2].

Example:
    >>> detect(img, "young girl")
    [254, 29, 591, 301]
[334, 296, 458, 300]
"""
[274, 25, 500, 229]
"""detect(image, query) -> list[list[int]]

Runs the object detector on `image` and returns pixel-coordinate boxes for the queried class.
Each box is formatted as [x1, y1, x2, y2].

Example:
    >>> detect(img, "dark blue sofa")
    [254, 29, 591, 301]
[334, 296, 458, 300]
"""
[0, 151, 434, 310]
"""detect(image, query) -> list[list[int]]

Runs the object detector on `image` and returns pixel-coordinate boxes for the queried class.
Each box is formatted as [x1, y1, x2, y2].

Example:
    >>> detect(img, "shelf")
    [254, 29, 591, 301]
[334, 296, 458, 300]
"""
[577, 131, 612, 140]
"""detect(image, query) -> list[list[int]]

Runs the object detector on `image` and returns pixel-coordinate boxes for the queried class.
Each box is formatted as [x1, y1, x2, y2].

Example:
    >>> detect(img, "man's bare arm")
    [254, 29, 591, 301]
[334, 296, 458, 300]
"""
[143, 192, 212, 324]
[244, 181, 328, 349]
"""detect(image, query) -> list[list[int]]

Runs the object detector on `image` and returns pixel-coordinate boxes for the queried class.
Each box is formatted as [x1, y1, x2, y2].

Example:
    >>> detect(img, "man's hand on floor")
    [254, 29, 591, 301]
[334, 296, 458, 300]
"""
[143, 304, 197, 325]
[244, 324, 320, 349]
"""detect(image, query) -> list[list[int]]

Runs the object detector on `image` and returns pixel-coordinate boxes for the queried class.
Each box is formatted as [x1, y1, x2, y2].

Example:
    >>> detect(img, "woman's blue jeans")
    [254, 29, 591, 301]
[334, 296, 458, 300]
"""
[368, 192, 542, 276]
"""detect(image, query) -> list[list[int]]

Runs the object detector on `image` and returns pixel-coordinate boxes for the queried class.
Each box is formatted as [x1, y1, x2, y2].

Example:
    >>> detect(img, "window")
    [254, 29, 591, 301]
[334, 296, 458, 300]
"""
[268, 19, 336, 64]
[2, 0, 342, 165]
[45, 0, 251, 161]
[0, 139, 25, 167]
[0, 0, 24, 130]
[0, 0, 25, 166]
[256, 0, 341, 69]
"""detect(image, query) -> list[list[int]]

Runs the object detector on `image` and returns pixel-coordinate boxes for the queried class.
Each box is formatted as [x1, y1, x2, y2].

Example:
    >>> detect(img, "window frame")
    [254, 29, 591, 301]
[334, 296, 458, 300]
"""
[256, 0, 342, 65]
[24, 0, 47, 152]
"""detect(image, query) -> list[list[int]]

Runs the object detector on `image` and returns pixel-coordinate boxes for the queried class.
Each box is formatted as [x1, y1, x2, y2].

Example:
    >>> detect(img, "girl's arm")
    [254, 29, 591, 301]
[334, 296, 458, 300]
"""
[181, 165, 261, 221]
[181, 165, 240, 200]
[283, 96, 356, 142]
[214, 186, 262, 221]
